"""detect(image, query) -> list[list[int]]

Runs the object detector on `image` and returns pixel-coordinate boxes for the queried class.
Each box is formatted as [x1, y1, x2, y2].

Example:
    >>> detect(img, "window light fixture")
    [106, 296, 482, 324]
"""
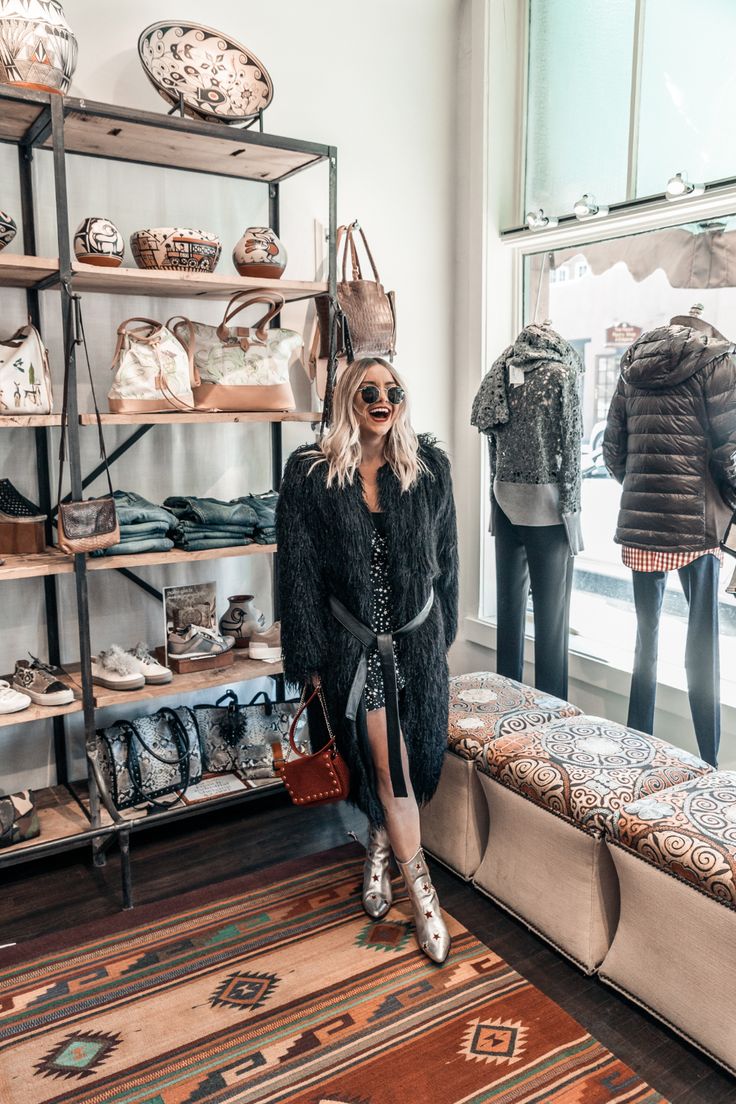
[665, 171, 705, 201]
[573, 193, 608, 221]
[525, 208, 558, 231]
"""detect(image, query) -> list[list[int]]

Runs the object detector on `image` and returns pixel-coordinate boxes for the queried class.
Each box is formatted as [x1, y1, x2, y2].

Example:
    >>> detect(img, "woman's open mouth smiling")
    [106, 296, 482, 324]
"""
[369, 405, 391, 422]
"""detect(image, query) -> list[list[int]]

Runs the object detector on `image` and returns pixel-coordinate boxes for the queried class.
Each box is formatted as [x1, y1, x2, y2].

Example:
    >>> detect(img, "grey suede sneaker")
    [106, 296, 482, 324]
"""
[168, 624, 235, 659]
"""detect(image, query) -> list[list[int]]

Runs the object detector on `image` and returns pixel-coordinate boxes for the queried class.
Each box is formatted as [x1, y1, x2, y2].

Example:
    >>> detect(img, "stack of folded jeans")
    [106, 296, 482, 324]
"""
[92, 491, 176, 556]
[237, 491, 278, 544]
[164, 496, 258, 551]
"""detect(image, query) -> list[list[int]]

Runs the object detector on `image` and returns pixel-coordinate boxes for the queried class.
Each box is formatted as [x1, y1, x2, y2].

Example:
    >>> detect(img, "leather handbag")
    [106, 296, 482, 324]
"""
[57, 302, 120, 554]
[108, 317, 197, 413]
[170, 291, 301, 412]
[0, 322, 53, 415]
[272, 685, 350, 806]
[310, 223, 396, 399]
[195, 689, 308, 777]
[96, 705, 202, 810]
[0, 789, 40, 848]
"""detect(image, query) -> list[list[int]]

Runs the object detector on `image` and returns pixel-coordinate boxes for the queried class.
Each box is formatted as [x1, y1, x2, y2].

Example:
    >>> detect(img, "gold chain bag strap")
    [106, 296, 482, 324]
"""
[271, 685, 350, 806]
[57, 297, 120, 554]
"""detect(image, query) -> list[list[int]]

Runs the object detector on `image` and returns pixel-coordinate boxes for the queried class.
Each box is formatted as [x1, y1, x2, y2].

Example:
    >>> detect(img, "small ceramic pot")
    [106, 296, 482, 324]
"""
[131, 227, 222, 273]
[73, 217, 124, 267]
[0, 0, 77, 94]
[233, 226, 287, 278]
[0, 210, 16, 252]
[219, 594, 266, 648]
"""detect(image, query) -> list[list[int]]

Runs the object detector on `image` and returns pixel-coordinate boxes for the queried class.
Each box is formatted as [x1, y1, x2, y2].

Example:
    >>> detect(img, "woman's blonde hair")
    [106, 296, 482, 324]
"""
[307, 357, 426, 491]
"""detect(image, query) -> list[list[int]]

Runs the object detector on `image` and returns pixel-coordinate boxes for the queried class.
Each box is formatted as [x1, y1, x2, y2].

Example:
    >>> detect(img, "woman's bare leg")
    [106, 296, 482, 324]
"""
[365, 707, 420, 863]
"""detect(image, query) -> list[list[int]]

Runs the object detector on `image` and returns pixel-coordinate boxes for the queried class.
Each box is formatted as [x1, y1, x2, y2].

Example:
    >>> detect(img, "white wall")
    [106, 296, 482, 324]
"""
[0, 0, 461, 790]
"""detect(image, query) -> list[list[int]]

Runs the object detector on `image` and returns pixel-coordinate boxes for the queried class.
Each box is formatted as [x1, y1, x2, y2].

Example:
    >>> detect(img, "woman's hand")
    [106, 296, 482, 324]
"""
[310, 672, 322, 689]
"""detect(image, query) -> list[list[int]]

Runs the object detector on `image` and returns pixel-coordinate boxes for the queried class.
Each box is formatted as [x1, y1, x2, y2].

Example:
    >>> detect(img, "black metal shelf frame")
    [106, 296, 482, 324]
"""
[0, 84, 338, 908]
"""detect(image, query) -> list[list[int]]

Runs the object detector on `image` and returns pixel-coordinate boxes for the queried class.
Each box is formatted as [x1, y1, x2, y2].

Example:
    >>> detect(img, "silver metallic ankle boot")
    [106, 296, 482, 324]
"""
[362, 824, 393, 919]
[396, 848, 450, 964]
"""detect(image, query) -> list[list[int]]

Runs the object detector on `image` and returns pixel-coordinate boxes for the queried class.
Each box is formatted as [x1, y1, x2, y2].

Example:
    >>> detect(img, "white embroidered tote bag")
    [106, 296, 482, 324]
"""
[108, 317, 196, 413]
[0, 323, 53, 415]
[170, 292, 301, 412]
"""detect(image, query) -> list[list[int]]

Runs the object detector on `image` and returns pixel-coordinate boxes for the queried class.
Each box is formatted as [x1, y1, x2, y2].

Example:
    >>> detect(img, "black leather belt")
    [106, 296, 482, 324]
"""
[329, 588, 434, 798]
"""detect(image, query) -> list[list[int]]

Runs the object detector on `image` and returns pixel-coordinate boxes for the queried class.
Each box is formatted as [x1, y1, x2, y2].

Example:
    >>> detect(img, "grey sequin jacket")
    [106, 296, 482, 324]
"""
[471, 324, 583, 538]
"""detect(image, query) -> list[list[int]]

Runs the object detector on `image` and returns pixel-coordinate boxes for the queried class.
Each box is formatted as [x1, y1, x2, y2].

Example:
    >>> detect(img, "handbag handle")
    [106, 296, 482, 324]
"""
[57, 297, 114, 515]
[126, 708, 192, 807]
[216, 292, 285, 349]
[165, 315, 201, 387]
[285, 684, 335, 759]
[341, 223, 382, 285]
[246, 689, 274, 713]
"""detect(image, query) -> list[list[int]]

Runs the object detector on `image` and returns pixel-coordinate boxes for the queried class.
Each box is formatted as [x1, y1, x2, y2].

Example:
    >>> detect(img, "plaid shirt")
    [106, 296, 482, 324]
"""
[622, 546, 723, 572]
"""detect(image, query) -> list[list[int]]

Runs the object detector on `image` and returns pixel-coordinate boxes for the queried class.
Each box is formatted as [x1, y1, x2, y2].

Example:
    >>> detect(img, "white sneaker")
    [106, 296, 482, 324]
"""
[248, 621, 282, 662]
[125, 643, 173, 684]
[91, 646, 146, 691]
[0, 679, 31, 715]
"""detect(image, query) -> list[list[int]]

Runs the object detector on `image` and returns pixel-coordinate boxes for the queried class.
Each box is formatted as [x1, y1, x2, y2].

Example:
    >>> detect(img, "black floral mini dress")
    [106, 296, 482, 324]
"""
[364, 512, 406, 711]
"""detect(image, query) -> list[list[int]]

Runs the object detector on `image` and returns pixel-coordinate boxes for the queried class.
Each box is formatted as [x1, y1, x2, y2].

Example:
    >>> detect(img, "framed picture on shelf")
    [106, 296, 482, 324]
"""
[163, 580, 217, 664]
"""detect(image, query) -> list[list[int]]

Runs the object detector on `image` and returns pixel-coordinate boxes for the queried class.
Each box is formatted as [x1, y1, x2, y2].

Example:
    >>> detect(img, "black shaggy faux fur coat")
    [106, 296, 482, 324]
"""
[275, 434, 459, 825]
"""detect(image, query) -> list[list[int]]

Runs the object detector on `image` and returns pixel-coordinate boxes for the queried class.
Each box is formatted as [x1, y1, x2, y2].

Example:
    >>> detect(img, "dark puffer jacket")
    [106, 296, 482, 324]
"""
[603, 324, 736, 551]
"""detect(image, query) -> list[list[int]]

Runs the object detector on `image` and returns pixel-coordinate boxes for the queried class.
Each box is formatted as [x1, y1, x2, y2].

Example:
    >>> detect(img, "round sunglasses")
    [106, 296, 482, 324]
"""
[357, 384, 405, 405]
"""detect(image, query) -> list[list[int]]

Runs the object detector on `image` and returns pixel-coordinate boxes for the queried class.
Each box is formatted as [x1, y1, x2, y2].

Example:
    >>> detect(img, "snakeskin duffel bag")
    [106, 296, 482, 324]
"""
[96, 705, 203, 809]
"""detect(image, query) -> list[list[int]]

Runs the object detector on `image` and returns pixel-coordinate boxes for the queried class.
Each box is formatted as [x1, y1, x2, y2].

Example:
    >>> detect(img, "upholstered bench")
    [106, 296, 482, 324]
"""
[600, 770, 736, 1075]
[472, 716, 712, 972]
[420, 672, 581, 879]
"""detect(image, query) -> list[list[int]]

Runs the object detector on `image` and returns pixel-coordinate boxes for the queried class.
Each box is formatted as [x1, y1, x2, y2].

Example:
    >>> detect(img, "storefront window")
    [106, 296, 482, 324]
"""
[525, 0, 635, 215]
[637, 0, 736, 197]
[482, 215, 736, 682]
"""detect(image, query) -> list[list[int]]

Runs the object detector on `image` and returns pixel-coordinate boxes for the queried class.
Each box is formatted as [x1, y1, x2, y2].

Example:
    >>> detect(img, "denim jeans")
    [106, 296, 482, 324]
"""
[113, 490, 177, 529]
[164, 496, 258, 529]
[92, 537, 174, 557]
[494, 504, 574, 700]
[628, 554, 720, 766]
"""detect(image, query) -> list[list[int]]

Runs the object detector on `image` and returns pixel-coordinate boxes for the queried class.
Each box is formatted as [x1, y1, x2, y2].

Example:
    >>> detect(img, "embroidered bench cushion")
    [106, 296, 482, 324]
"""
[607, 770, 736, 907]
[447, 671, 580, 760]
[478, 716, 712, 834]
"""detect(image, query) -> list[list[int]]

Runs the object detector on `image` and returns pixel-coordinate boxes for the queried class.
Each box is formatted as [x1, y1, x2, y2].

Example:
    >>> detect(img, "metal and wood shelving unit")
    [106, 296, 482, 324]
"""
[0, 85, 337, 906]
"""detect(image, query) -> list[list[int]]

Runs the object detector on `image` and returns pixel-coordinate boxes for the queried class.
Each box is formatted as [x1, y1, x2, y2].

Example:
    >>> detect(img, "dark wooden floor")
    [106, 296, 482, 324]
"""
[3, 793, 734, 1104]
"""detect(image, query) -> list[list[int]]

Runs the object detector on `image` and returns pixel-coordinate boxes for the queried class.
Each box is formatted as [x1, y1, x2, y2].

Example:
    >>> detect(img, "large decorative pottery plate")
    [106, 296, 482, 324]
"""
[138, 21, 273, 124]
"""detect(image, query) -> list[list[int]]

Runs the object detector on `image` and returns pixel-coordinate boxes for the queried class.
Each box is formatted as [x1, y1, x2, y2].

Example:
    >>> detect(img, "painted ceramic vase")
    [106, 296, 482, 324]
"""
[0, 0, 77, 95]
[138, 22, 273, 125]
[0, 210, 17, 252]
[73, 217, 124, 268]
[219, 594, 266, 648]
[130, 227, 222, 273]
[233, 227, 287, 278]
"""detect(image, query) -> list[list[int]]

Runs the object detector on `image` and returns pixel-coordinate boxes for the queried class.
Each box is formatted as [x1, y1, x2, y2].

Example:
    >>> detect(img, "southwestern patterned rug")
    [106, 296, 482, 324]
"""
[0, 844, 666, 1104]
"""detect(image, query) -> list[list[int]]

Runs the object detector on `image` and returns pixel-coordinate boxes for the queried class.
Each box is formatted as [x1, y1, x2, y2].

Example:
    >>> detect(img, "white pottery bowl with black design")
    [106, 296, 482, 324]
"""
[130, 227, 222, 273]
[138, 21, 273, 125]
[0, 210, 16, 252]
[74, 217, 124, 268]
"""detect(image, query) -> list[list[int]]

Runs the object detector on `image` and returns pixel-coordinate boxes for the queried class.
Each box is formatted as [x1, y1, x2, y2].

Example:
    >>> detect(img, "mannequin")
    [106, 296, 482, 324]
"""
[471, 321, 583, 699]
[603, 306, 736, 766]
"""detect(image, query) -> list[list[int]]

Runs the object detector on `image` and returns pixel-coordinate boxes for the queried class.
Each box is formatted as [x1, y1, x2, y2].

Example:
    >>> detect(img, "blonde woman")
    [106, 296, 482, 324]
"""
[276, 357, 458, 962]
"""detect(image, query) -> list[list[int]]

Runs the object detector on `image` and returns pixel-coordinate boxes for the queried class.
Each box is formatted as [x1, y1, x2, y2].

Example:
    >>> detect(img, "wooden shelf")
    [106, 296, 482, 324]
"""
[80, 410, 321, 425]
[0, 670, 82, 728]
[0, 252, 57, 289]
[87, 542, 276, 571]
[90, 652, 283, 712]
[0, 413, 62, 427]
[0, 87, 49, 144]
[42, 98, 328, 182]
[71, 262, 327, 302]
[0, 785, 94, 854]
[0, 549, 73, 581]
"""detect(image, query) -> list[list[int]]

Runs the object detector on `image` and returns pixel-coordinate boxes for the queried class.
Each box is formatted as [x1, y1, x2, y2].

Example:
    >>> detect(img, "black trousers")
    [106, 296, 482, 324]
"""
[494, 504, 574, 700]
[627, 555, 720, 767]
